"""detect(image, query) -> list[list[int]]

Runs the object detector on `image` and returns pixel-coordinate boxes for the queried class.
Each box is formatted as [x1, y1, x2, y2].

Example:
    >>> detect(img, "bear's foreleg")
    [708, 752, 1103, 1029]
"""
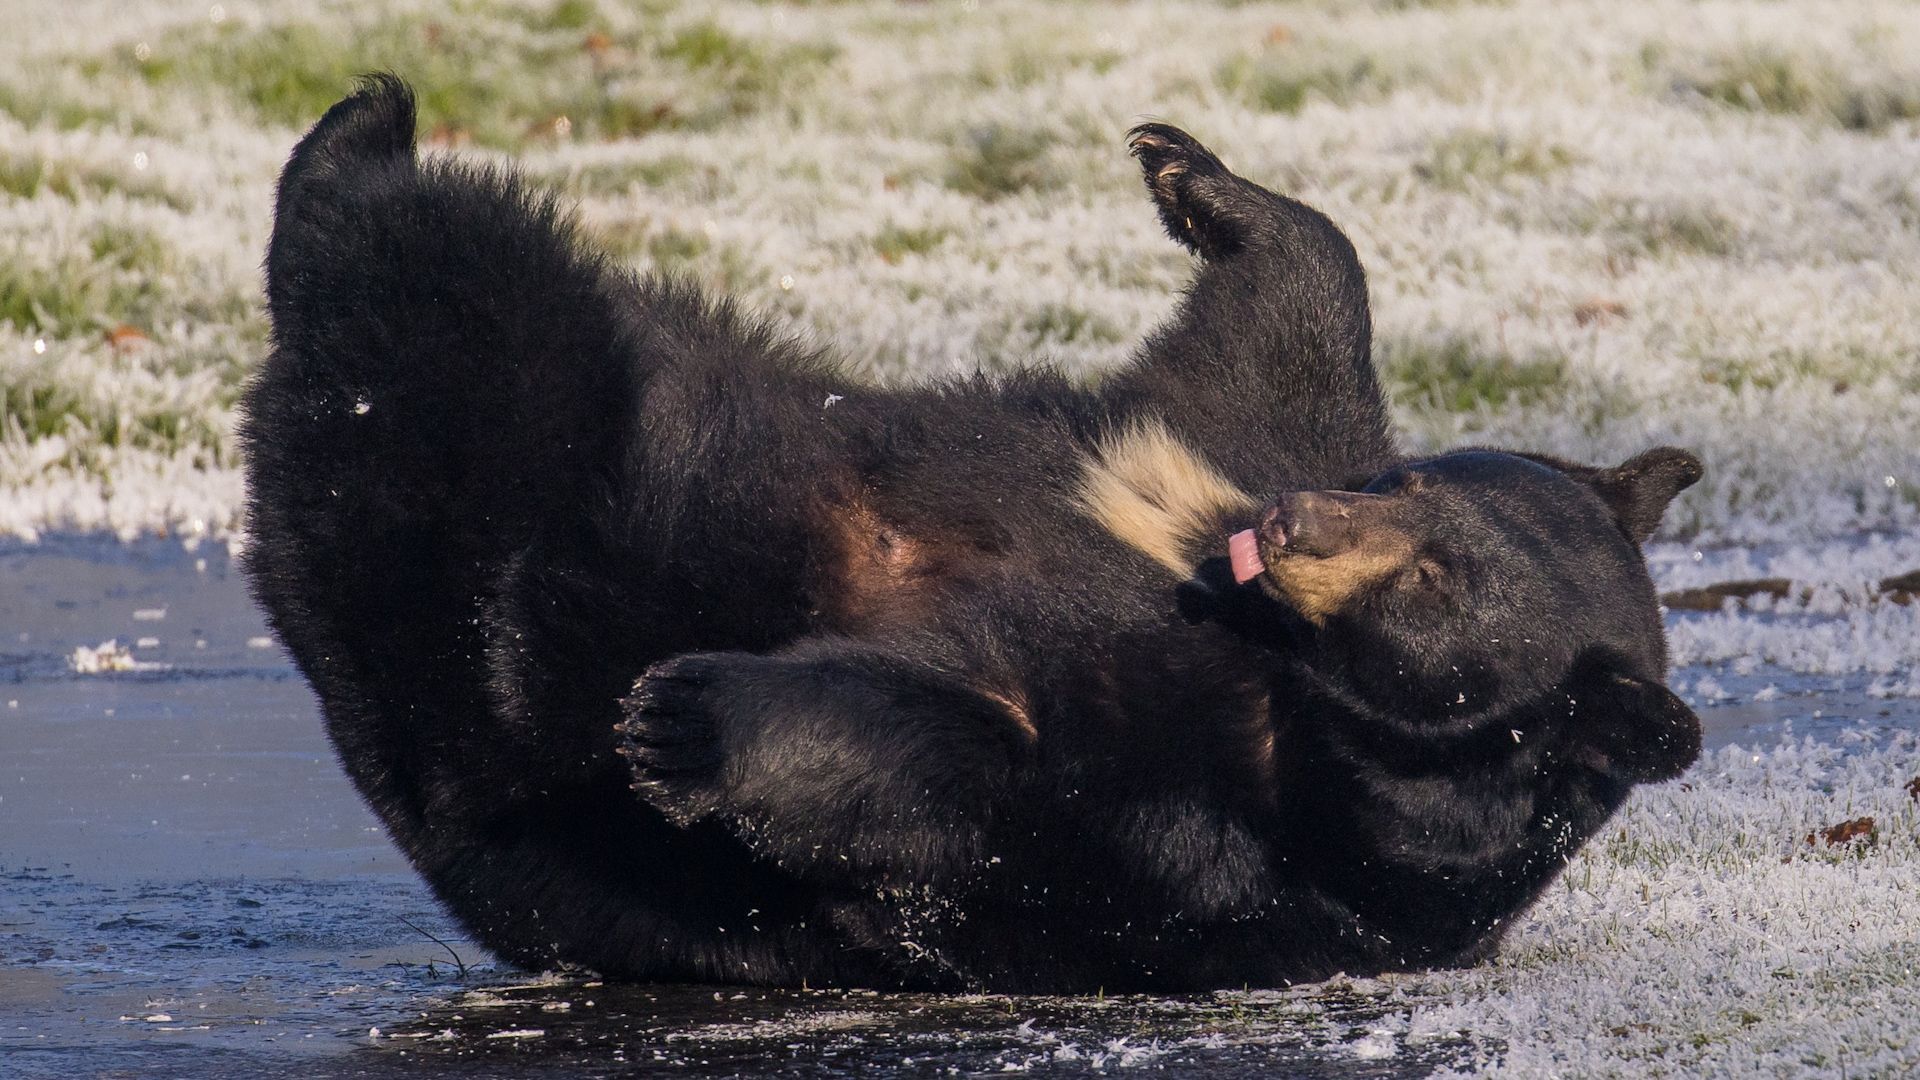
[616, 643, 1029, 888]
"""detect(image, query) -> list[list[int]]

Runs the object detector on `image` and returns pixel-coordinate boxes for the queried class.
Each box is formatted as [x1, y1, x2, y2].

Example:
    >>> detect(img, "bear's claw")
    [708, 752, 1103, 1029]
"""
[619, 655, 728, 824]
[1125, 122, 1258, 258]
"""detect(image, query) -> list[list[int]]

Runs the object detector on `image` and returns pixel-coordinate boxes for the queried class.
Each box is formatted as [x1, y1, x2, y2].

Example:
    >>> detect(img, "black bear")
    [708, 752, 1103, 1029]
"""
[241, 76, 1702, 992]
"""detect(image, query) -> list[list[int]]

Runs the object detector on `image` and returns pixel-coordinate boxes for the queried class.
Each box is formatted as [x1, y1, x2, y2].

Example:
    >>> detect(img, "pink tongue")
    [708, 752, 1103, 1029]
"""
[1228, 529, 1265, 584]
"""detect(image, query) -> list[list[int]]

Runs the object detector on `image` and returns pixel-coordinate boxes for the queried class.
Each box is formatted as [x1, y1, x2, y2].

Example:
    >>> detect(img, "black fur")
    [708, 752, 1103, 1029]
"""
[241, 78, 1702, 991]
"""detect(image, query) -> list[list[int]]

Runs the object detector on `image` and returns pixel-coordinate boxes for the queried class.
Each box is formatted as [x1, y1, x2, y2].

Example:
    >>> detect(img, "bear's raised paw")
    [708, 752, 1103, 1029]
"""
[1126, 122, 1264, 258]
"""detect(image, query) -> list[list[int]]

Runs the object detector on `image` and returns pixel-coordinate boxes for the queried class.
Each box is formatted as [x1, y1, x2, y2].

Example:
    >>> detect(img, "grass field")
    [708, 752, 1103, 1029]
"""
[1, 0, 1917, 542]
[2, 2, 1916, 1076]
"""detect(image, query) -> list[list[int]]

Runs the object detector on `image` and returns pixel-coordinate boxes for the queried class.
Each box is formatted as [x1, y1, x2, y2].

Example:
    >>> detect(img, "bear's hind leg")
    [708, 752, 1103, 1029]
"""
[1111, 124, 1397, 490]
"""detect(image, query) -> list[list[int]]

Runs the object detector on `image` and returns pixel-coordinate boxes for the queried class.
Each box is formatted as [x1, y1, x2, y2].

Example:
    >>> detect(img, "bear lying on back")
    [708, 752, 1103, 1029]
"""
[242, 76, 1702, 992]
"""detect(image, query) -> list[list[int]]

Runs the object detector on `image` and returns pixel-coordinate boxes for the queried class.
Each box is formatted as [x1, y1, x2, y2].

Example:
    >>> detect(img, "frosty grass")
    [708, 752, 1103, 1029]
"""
[4, 1, 1914, 1074]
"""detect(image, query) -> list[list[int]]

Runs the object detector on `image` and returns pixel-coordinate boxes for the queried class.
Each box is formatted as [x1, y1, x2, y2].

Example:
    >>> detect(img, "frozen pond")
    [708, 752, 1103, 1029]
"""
[4, 537, 1916, 1077]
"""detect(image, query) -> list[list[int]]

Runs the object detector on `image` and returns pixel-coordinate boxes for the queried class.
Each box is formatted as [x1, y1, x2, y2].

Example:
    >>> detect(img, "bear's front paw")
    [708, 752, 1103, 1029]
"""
[616, 654, 729, 826]
[1126, 123, 1259, 258]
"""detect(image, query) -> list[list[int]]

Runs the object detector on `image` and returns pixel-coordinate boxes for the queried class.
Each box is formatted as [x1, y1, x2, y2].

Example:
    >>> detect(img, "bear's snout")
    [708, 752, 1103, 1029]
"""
[1260, 490, 1385, 559]
[1251, 491, 1416, 622]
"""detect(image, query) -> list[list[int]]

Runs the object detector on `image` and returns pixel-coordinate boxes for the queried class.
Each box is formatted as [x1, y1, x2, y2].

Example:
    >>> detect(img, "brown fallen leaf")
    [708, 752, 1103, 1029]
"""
[1661, 570, 1920, 611]
[1904, 776, 1919, 802]
[1805, 816, 1876, 848]
[583, 32, 627, 74]
[1573, 299, 1628, 326]
[1660, 578, 1793, 611]
[104, 324, 148, 350]
[1609, 1022, 1655, 1037]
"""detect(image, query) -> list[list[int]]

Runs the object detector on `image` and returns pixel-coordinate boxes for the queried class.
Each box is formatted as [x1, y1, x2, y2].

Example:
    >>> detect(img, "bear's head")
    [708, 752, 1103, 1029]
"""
[1234, 447, 1704, 779]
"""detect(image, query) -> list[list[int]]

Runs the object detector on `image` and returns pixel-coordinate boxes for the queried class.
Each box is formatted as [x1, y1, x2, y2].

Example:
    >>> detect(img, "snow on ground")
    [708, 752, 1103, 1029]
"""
[1407, 723, 1920, 1077]
[3, 2, 1916, 1076]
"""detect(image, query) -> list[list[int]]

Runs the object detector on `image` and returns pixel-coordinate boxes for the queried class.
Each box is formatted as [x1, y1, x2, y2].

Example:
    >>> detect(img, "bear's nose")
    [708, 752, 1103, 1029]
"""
[1258, 501, 1289, 547]
[1258, 490, 1382, 557]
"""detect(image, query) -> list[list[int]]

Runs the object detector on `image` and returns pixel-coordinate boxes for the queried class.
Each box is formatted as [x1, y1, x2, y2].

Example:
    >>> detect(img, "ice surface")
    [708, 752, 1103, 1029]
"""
[8, 540, 1918, 1077]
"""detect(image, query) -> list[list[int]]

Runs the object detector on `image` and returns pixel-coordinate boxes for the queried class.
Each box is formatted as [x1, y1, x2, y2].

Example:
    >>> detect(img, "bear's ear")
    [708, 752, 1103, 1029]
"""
[1587, 447, 1702, 544]
[1570, 665, 1702, 783]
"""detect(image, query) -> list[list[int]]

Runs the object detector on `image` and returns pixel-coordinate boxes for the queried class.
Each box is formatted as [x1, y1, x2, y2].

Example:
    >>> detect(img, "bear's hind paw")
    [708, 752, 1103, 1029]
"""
[1126, 122, 1257, 258]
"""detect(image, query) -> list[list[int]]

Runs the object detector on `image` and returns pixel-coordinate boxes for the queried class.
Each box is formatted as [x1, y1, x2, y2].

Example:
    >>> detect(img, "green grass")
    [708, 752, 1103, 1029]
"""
[969, 45, 1123, 89]
[1616, 206, 1737, 258]
[529, 0, 599, 32]
[660, 22, 760, 69]
[1417, 130, 1577, 190]
[1021, 303, 1122, 347]
[0, 153, 63, 199]
[872, 224, 949, 262]
[1, 0, 1916, 550]
[0, 364, 225, 454]
[1565, 198, 1740, 259]
[593, 220, 761, 296]
[0, 223, 241, 337]
[1687, 49, 1822, 116]
[1676, 47, 1920, 132]
[0, 77, 123, 131]
[1217, 50, 1380, 115]
[655, 21, 840, 127]
[1689, 345, 1916, 394]
[106, 7, 838, 149]
[86, 223, 172, 275]
[944, 124, 1060, 199]
[0, 378, 92, 442]
[644, 227, 710, 265]
[0, 258, 159, 336]
[1213, 25, 1499, 115]
[126, 16, 658, 146]
[545, 155, 704, 196]
[0, 151, 187, 209]
[1380, 337, 1570, 412]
